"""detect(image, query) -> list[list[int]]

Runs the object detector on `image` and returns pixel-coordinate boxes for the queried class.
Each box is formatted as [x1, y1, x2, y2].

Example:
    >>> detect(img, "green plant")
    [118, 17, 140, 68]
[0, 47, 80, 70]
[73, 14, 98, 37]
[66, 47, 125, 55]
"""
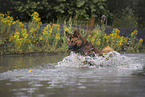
[112, 13, 138, 28]
[88, 25, 106, 49]
[126, 29, 143, 53]
[11, 0, 109, 23]
[39, 24, 61, 52]
[0, 11, 144, 55]
[9, 12, 42, 54]
[9, 28, 32, 53]
[0, 13, 14, 44]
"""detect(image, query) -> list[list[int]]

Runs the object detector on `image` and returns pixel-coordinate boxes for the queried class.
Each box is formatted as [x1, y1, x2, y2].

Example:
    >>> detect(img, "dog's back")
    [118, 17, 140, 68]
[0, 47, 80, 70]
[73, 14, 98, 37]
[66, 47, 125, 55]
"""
[102, 46, 114, 53]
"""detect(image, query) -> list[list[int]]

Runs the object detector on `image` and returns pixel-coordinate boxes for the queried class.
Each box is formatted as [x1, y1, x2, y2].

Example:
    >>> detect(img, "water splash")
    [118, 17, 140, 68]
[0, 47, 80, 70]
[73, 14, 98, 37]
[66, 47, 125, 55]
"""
[0, 52, 144, 83]
[57, 51, 143, 70]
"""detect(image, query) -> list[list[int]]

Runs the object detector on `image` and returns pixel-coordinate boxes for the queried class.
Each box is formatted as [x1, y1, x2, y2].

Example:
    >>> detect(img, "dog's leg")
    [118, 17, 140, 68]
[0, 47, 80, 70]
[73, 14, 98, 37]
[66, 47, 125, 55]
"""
[82, 54, 86, 63]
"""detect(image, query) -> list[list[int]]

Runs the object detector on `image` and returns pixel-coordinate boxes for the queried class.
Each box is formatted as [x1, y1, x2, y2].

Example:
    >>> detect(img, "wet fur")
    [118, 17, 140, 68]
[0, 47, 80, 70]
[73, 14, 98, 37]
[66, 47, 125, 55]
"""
[66, 30, 114, 57]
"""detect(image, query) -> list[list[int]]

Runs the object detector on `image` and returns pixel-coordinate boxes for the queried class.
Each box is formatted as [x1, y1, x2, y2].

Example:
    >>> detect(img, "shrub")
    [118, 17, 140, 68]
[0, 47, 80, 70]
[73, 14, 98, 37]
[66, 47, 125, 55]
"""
[112, 14, 138, 28]
[0, 13, 14, 45]
[88, 27, 129, 51]
[126, 29, 143, 53]
[39, 24, 61, 51]
[87, 26, 143, 53]
[8, 12, 42, 54]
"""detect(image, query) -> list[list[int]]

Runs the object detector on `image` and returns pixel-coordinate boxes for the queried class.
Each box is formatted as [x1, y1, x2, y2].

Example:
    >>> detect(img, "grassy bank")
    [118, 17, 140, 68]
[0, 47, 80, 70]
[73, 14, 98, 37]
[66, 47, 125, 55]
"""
[0, 12, 144, 55]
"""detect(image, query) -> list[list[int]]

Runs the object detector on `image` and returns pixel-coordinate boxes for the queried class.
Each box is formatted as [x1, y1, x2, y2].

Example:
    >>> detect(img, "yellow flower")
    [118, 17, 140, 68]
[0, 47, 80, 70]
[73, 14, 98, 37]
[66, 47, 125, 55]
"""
[139, 38, 143, 42]
[53, 24, 60, 27]
[19, 22, 24, 27]
[31, 12, 39, 17]
[131, 29, 138, 36]
[15, 32, 20, 36]
[8, 23, 11, 26]
[29, 46, 32, 50]
[39, 36, 43, 40]
[96, 40, 101, 46]
[0, 40, 3, 44]
[65, 28, 69, 31]
[91, 38, 95, 42]
[0, 13, 4, 18]
[47, 24, 51, 28]
[30, 29, 34, 33]
[95, 35, 97, 38]
[20, 49, 22, 52]
[12, 21, 16, 25]
[56, 36, 60, 39]
[49, 28, 52, 33]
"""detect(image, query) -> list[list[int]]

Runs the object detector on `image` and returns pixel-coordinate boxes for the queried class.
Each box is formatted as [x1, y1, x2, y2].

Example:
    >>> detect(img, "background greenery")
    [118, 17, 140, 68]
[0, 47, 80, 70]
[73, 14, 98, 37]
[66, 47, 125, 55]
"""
[0, 0, 144, 55]
[0, 12, 143, 55]
[0, 0, 145, 28]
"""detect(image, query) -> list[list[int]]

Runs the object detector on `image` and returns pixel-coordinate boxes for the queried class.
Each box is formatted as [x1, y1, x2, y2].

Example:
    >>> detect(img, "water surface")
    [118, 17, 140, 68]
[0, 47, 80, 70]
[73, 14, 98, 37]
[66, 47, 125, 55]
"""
[0, 53, 145, 97]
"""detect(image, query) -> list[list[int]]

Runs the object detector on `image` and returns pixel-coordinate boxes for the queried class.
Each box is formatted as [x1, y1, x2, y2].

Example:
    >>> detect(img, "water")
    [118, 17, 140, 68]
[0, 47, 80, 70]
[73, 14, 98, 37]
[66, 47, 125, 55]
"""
[0, 52, 145, 97]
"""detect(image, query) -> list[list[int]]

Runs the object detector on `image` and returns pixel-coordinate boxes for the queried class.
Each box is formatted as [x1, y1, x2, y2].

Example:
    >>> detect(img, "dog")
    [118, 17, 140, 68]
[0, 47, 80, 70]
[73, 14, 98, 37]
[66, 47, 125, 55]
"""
[65, 30, 114, 57]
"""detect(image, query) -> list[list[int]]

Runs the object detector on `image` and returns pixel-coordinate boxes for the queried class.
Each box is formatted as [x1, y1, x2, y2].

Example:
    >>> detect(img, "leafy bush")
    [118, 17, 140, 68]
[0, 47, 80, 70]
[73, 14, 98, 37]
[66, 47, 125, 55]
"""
[112, 14, 138, 28]
[10, 0, 109, 23]
[88, 27, 143, 52]
[39, 24, 61, 51]
[8, 12, 42, 54]
[0, 13, 24, 54]
[126, 29, 143, 53]
[88, 27, 128, 51]
[0, 13, 15, 44]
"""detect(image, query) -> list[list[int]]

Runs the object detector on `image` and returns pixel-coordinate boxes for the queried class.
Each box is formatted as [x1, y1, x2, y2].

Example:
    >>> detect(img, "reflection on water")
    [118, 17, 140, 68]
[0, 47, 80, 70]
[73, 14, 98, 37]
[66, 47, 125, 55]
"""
[0, 54, 65, 73]
[0, 53, 145, 97]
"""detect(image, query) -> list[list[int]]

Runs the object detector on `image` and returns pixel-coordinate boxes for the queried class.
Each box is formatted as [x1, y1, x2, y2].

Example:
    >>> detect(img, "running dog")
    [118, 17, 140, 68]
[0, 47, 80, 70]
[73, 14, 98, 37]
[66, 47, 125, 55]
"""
[65, 30, 114, 57]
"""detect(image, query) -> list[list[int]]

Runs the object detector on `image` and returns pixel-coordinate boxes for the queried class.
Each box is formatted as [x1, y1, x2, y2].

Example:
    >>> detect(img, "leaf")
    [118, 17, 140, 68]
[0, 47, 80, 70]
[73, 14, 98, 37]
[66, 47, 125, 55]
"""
[57, 0, 66, 2]
[93, 0, 99, 3]
[77, 0, 85, 7]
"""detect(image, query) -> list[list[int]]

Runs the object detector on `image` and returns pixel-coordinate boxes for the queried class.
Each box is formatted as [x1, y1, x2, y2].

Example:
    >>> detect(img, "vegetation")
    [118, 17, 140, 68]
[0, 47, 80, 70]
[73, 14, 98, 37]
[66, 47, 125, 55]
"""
[88, 27, 143, 53]
[0, 12, 143, 55]
[1, 0, 145, 27]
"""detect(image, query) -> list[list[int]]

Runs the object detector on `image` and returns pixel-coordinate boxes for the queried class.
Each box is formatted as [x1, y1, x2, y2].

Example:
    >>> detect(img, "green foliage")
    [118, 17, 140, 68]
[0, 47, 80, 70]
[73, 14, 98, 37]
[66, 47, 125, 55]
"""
[88, 27, 129, 51]
[0, 13, 24, 55]
[39, 24, 61, 52]
[0, 12, 144, 55]
[106, 0, 145, 28]
[1, 0, 145, 27]
[112, 13, 138, 28]
[126, 30, 143, 53]
[0, 13, 13, 44]
[88, 27, 143, 53]
[8, 12, 42, 54]
[9, 0, 109, 23]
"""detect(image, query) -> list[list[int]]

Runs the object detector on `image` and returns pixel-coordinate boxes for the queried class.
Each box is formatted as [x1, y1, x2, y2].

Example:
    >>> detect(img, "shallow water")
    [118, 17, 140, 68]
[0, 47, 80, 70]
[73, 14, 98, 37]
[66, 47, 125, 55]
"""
[0, 53, 145, 97]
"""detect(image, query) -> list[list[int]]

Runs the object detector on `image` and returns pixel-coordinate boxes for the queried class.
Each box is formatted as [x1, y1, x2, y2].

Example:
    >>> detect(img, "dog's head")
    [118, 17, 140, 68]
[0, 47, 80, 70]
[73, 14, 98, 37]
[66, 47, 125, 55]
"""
[65, 30, 83, 51]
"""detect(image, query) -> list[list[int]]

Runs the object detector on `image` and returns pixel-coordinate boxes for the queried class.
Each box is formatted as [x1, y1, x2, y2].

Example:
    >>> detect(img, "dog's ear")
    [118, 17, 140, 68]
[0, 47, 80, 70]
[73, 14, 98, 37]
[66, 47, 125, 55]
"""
[73, 30, 80, 37]
[65, 31, 70, 37]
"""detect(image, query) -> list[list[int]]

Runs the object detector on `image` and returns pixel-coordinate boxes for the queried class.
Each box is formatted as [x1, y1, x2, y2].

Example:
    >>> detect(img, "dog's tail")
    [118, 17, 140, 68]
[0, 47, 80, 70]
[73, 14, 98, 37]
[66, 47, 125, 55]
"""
[102, 46, 114, 53]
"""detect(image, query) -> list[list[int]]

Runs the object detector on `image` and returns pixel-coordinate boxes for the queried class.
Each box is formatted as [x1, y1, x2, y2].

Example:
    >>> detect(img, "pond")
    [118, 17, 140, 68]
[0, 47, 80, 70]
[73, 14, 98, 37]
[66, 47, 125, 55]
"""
[0, 52, 145, 97]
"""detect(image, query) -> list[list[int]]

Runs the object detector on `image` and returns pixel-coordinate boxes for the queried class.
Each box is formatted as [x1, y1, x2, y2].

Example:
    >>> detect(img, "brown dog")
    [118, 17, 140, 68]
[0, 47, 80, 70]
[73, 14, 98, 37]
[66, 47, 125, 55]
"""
[65, 30, 114, 57]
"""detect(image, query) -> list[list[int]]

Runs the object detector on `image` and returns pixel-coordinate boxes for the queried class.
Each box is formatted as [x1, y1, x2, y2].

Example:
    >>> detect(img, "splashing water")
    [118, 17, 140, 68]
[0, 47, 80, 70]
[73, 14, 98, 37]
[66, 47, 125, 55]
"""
[0, 53, 145, 97]
[0, 52, 144, 83]
[57, 51, 143, 70]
